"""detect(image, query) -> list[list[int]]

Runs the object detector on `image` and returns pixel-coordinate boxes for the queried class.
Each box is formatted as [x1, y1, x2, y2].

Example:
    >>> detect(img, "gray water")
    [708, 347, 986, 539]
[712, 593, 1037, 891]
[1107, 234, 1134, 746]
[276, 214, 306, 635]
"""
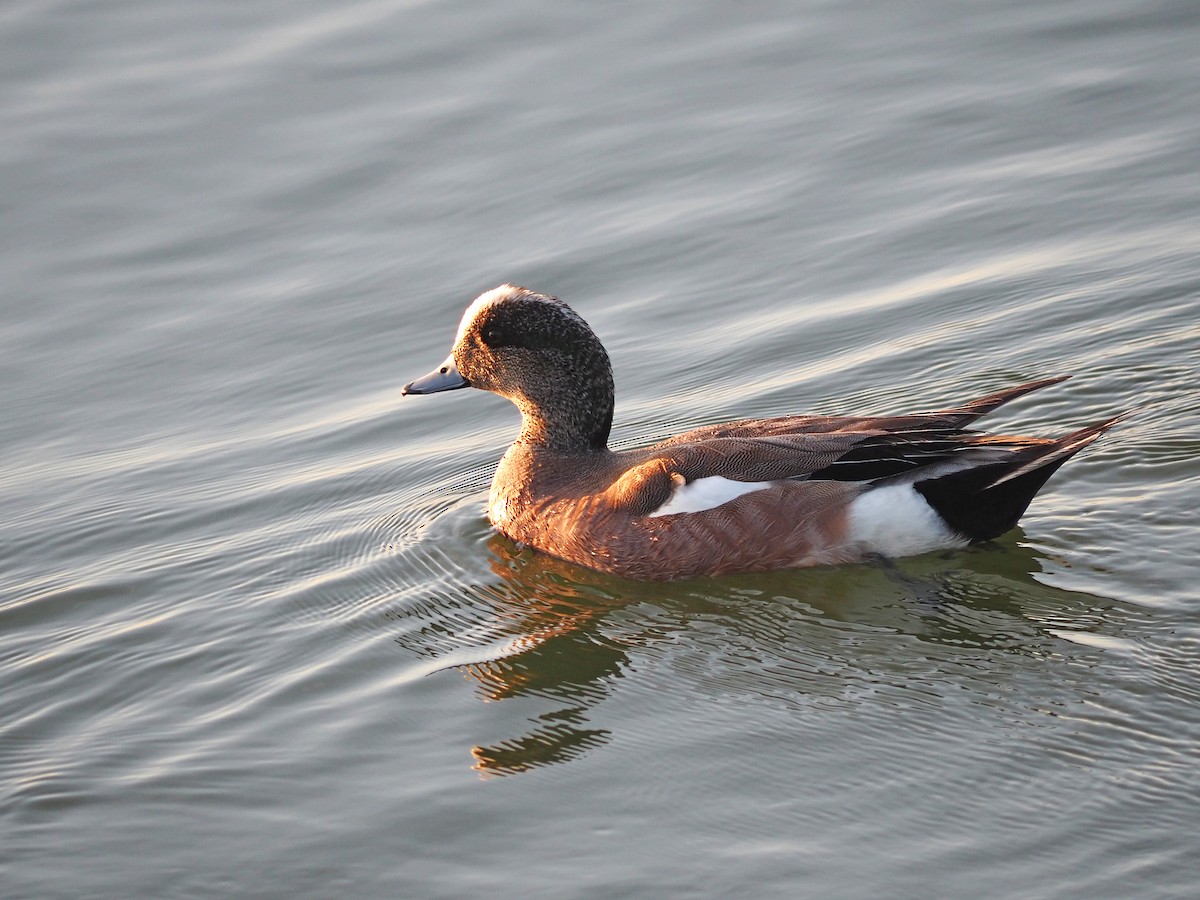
[3, 1, 1200, 897]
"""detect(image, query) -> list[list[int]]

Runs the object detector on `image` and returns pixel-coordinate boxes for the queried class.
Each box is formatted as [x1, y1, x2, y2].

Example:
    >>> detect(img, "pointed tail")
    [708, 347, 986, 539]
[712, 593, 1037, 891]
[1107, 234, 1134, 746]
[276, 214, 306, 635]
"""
[914, 414, 1126, 542]
[935, 376, 1072, 428]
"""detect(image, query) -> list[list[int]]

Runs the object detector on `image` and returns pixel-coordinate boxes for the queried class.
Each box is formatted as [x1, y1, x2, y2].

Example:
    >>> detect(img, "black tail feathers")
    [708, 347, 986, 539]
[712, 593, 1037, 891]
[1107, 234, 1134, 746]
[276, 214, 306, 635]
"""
[914, 415, 1124, 542]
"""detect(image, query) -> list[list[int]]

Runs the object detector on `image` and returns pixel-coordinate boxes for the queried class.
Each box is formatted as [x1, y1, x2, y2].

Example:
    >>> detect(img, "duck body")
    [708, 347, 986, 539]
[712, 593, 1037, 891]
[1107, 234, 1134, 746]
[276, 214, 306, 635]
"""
[403, 285, 1119, 581]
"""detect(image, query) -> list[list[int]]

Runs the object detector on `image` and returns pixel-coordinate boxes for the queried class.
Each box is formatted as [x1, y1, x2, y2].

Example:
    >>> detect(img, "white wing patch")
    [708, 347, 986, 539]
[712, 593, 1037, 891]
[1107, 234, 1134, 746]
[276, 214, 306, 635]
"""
[846, 483, 967, 557]
[648, 476, 775, 518]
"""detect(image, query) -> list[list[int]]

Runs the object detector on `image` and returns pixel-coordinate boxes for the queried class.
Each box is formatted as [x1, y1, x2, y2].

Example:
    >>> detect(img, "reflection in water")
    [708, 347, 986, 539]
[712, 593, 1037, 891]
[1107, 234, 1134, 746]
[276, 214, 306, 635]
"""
[394, 536, 639, 777]
[469, 708, 610, 777]
[463, 539, 643, 776]
[396, 528, 1125, 778]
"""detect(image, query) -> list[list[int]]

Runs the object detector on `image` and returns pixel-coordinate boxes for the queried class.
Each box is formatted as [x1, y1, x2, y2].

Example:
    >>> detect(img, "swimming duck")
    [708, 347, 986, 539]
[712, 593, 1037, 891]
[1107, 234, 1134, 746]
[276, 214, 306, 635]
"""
[403, 285, 1119, 581]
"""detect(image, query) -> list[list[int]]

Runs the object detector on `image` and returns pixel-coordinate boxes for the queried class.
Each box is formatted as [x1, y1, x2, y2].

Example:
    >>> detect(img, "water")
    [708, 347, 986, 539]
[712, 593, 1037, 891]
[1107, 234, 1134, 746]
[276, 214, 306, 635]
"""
[3, 1, 1199, 896]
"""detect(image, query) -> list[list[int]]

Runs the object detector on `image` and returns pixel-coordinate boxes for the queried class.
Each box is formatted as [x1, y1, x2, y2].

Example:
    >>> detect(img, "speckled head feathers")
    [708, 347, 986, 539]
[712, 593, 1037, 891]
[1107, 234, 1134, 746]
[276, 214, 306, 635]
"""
[450, 285, 615, 451]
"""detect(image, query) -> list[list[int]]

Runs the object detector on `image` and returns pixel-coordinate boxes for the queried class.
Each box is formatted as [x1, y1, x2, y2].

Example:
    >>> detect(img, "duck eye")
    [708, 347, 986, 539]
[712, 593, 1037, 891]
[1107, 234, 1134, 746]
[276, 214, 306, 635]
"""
[481, 321, 523, 349]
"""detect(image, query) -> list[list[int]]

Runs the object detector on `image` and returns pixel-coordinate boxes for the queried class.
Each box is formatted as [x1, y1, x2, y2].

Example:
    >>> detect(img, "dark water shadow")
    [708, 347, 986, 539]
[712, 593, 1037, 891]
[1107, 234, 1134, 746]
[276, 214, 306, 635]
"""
[395, 529, 1130, 777]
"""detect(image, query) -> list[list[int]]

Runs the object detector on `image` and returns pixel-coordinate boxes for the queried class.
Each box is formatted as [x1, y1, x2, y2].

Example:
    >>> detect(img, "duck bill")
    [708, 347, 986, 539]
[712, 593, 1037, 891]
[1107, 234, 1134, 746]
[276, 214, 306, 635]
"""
[402, 353, 471, 395]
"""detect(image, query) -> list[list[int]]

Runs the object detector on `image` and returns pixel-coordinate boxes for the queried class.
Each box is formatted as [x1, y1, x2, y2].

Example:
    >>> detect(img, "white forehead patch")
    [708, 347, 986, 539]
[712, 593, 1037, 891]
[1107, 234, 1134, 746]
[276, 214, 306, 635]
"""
[455, 285, 513, 345]
[453, 284, 586, 346]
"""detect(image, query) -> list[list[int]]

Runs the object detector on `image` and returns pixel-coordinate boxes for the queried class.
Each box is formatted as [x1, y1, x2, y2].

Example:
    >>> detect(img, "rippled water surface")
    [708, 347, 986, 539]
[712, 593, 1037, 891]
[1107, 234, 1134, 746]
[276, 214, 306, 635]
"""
[3, 1, 1199, 897]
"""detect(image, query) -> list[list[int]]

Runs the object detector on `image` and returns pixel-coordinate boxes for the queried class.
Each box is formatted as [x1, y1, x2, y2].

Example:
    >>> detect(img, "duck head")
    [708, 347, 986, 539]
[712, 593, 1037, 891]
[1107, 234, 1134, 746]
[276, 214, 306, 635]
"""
[403, 285, 615, 452]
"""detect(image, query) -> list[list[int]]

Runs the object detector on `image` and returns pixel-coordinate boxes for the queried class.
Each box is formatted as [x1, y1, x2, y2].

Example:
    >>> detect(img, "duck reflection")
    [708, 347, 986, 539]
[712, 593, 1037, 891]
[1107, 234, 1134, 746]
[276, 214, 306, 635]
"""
[461, 535, 643, 777]
[402, 529, 1121, 778]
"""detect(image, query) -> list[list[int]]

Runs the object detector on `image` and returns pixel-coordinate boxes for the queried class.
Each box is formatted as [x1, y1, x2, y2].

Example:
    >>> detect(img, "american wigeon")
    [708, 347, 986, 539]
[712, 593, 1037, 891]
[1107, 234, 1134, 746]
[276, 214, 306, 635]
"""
[403, 285, 1121, 581]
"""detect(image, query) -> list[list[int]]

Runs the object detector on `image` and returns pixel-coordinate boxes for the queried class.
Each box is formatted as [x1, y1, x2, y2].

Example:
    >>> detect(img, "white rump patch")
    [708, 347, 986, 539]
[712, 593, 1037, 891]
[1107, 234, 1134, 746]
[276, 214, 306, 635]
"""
[846, 484, 967, 558]
[648, 476, 774, 518]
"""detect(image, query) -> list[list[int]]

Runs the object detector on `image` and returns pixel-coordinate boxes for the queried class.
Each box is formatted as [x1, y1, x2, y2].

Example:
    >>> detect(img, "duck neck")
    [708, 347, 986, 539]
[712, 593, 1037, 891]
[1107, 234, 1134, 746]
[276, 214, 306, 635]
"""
[514, 372, 614, 453]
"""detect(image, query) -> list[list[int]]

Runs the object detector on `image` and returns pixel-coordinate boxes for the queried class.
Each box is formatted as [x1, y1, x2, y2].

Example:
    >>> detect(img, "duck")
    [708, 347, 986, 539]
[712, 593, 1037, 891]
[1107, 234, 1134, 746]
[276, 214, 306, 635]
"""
[402, 284, 1121, 581]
